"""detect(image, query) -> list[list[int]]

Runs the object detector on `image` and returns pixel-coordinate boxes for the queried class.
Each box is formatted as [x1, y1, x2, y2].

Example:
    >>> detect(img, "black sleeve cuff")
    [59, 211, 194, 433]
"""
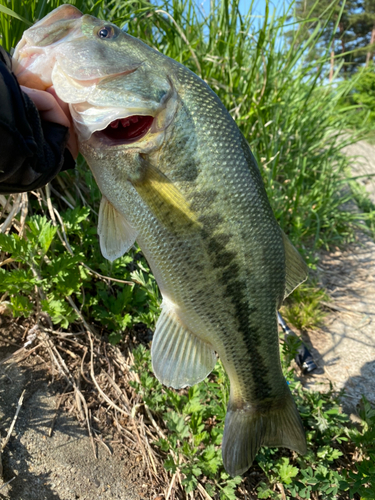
[0, 48, 75, 194]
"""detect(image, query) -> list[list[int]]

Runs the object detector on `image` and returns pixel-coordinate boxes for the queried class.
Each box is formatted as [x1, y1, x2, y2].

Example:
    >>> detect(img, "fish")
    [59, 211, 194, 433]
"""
[14, 5, 308, 476]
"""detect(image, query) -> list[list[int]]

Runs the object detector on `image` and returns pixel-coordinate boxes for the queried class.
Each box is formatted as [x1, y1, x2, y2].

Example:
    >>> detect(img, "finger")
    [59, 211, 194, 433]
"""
[47, 87, 79, 159]
[46, 86, 70, 117]
[21, 86, 79, 159]
[21, 86, 70, 128]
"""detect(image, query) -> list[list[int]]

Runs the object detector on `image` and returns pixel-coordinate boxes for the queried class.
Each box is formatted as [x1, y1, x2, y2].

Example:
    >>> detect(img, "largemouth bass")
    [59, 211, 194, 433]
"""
[14, 5, 308, 476]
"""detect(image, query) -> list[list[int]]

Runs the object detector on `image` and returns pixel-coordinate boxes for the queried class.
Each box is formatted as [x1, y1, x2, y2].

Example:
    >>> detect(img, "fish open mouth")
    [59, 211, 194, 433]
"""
[97, 115, 154, 143]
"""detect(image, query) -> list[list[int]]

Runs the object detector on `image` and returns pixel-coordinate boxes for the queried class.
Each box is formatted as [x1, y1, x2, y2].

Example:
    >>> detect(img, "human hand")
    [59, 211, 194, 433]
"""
[21, 85, 79, 159]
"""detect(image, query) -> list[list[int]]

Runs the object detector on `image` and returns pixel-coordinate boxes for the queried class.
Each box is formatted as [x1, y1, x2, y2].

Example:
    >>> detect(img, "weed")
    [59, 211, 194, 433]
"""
[281, 284, 329, 332]
[0, 184, 161, 336]
[348, 178, 375, 238]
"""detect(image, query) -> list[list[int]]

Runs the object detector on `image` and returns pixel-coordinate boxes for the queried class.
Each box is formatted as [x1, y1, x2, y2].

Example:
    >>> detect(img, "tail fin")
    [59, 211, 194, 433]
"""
[222, 388, 307, 477]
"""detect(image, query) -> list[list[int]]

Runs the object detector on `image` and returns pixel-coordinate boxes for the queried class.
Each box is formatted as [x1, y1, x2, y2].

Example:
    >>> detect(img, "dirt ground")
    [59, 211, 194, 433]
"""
[303, 232, 375, 414]
[301, 139, 375, 415]
[0, 139, 375, 499]
[0, 321, 153, 500]
[343, 138, 375, 205]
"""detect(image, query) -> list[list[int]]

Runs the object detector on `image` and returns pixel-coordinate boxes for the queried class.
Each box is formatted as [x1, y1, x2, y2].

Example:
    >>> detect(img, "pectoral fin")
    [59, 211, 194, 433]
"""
[282, 231, 309, 299]
[98, 196, 137, 262]
[151, 300, 217, 389]
[130, 159, 201, 235]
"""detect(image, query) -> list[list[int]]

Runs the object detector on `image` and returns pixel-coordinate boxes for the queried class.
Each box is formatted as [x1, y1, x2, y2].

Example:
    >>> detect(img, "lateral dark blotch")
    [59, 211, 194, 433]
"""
[212, 251, 237, 269]
[221, 263, 240, 283]
[190, 189, 218, 210]
[207, 236, 226, 255]
[198, 213, 224, 232]
[222, 276, 272, 399]
[167, 153, 199, 181]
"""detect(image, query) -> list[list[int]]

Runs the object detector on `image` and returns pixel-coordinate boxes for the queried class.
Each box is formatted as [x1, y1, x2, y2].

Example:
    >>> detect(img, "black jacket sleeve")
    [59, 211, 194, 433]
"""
[0, 46, 75, 195]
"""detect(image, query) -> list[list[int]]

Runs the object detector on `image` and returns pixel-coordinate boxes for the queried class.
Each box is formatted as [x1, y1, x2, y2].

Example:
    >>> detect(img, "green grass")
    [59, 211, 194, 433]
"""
[281, 283, 329, 332]
[1, 0, 375, 498]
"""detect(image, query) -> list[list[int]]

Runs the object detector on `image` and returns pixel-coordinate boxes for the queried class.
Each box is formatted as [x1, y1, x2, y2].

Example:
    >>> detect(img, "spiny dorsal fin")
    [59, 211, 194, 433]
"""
[98, 196, 137, 262]
[282, 231, 309, 299]
[151, 300, 217, 389]
[130, 158, 201, 235]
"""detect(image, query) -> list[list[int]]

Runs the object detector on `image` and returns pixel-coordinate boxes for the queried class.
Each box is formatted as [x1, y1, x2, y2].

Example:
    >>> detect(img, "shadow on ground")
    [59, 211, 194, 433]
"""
[300, 233, 375, 414]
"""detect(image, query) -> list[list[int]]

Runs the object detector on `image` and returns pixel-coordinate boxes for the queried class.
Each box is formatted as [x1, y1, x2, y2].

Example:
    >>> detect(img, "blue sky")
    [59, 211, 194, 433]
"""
[198, 0, 271, 17]
[197, 1, 294, 26]
[240, 0, 294, 18]
[242, 0, 267, 17]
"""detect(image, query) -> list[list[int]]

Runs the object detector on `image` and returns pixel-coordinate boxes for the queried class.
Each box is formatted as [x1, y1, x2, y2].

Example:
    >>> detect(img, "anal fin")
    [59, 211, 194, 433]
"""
[151, 302, 217, 389]
[98, 196, 137, 262]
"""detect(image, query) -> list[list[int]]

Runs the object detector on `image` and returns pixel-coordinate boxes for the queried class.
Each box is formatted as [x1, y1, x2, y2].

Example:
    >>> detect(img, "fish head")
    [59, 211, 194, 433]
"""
[14, 5, 177, 147]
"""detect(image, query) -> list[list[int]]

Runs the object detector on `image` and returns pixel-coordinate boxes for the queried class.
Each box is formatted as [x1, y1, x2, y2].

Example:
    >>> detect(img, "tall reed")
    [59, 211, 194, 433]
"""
[0, 0, 370, 253]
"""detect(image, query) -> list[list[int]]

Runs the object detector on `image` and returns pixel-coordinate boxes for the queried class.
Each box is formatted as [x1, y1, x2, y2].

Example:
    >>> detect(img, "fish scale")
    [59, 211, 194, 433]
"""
[14, 4, 309, 477]
[165, 68, 286, 394]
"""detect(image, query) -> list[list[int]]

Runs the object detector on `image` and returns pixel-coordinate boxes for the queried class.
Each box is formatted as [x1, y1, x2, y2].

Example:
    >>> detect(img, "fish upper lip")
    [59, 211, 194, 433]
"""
[17, 47, 141, 84]
[16, 36, 86, 57]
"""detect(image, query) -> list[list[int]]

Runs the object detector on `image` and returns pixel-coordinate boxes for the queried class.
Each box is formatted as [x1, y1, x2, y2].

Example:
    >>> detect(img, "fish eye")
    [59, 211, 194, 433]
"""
[97, 25, 117, 40]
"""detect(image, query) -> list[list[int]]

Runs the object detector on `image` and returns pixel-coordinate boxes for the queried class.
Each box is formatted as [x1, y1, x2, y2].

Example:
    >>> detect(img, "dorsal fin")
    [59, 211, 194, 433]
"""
[282, 231, 309, 299]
